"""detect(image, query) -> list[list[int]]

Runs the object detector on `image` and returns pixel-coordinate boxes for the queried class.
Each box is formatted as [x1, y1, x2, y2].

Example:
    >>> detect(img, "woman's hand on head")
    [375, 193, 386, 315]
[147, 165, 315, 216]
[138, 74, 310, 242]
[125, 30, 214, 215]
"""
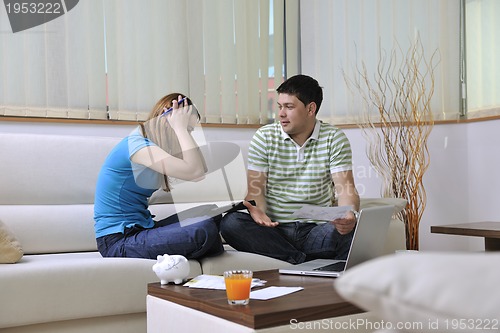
[168, 96, 192, 133]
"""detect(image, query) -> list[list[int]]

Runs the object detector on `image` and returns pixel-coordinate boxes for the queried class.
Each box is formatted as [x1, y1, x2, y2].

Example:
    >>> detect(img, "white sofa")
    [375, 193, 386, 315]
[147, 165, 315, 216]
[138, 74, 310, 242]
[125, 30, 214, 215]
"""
[0, 131, 407, 333]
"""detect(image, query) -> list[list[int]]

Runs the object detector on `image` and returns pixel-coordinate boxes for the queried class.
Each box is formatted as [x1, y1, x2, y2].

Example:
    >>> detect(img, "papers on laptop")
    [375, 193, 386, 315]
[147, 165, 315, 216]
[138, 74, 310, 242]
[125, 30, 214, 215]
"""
[290, 205, 353, 221]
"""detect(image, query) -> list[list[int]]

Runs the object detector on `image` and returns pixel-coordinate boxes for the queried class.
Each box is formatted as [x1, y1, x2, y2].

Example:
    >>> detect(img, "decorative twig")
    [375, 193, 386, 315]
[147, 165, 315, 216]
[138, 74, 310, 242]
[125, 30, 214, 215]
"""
[344, 36, 439, 250]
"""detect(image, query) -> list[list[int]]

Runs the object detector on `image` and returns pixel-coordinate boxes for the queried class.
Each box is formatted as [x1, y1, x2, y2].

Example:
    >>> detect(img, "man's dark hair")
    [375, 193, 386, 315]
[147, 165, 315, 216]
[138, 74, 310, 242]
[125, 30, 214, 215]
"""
[276, 74, 323, 113]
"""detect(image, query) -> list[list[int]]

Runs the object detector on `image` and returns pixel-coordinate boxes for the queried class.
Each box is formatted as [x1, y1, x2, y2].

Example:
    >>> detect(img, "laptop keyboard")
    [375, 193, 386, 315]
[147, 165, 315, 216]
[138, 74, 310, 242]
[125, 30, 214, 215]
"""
[313, 261, 346, 272]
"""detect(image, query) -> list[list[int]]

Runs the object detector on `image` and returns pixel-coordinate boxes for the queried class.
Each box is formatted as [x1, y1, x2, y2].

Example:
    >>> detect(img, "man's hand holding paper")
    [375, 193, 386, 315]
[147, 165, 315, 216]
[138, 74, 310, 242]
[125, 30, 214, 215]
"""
[290, 205, 353, 221]
[290, 205, 356, 235]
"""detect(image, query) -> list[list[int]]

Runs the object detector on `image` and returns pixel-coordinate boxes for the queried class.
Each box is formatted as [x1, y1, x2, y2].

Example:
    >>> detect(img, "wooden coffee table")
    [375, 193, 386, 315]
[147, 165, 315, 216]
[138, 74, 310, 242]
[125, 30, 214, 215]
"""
[431, 222, 500, 251]
[147, 269, 364, 332]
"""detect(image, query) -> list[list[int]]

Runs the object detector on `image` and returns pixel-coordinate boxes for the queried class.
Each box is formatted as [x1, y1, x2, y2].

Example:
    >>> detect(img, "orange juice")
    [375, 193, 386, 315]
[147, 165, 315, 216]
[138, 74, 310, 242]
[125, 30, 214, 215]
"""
[224, 270, 253, 305]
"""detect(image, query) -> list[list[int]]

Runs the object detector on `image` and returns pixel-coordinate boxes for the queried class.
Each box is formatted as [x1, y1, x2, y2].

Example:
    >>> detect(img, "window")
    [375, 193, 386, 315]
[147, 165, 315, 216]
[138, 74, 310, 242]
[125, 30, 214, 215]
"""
[300, 0, 461, 124]
[0, 0, 293, 124]
[464, 0, 500, 119]
[0, 1, 106, 120]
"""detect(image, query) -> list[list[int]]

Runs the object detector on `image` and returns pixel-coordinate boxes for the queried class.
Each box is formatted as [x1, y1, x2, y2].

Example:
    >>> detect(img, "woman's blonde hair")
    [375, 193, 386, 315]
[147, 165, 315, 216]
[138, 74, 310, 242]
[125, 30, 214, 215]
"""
[139, 93, 200, 191]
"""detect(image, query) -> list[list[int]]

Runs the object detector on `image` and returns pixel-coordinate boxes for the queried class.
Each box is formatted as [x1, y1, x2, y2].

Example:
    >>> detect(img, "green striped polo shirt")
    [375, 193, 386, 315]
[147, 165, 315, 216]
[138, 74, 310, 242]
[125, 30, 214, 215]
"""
[248, 120, 353, 223]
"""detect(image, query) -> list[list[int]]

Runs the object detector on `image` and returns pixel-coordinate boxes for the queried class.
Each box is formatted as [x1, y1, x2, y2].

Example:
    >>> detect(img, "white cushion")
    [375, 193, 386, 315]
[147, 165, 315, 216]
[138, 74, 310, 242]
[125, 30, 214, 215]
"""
[335, 252, 500, 333]
[0, 205, 97, 254]
[0, 252, 202, 328]
[0, 133, 249, 206]
[200, 249, 292, 275]
[0, 133, 120, 205]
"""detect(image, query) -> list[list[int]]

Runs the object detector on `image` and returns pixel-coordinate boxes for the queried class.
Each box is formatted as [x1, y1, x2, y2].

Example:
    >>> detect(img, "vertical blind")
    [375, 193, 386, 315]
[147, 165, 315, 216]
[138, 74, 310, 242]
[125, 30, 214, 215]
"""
[0, 0, 287, 124]
[0, 0, 107, 119]
[465, 0, 500, 118]
[300, 0, 461, 125]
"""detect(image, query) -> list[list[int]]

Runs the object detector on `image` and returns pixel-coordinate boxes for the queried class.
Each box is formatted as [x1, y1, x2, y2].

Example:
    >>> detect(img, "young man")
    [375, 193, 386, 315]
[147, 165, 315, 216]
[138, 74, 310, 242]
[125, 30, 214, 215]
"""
[220, 75, 360, 264]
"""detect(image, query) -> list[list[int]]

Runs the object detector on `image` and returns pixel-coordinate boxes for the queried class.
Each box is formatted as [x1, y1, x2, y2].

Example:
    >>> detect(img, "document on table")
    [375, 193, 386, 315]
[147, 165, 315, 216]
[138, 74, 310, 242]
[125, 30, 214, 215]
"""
[290, 205, 353, 221]
[250, 286, 304, 300]
[183, 274, 266, 290]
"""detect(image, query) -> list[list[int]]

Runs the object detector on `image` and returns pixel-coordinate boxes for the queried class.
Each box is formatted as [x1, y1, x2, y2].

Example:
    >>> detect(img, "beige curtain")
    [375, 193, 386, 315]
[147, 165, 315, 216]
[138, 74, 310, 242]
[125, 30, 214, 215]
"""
[103, 0, 287, 123]
[185, 0, 286, 124]
[0, 0, 107, 119]
[0, 0, 288, 124]
[465, 0, 500, 118]
[300, 0, 461, 124]
[103, 0, 190, 121]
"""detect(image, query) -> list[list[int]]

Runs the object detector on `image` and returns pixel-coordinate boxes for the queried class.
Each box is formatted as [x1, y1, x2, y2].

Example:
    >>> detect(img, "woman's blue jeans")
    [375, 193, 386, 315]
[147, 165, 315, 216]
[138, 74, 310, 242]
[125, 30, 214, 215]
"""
[97, 211, 224, 260]
[220, 212, 354, 264]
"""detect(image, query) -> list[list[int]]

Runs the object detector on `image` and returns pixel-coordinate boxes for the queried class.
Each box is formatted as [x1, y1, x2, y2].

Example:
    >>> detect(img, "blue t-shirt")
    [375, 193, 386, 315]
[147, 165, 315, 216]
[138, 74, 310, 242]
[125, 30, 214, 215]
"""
[94, 128, 162, 238]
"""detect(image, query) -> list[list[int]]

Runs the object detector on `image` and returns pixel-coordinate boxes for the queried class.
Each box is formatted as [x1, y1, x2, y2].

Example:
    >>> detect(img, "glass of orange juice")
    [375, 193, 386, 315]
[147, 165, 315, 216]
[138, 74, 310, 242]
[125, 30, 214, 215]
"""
[223, 270, 253, 305]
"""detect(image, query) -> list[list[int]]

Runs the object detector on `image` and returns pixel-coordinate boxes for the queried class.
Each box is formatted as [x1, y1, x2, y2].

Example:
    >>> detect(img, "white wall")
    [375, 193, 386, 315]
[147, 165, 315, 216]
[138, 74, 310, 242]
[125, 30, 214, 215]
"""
[467, 120, 500, 230]
[2, 118, 498, 252]
[344, 121, 478, 252]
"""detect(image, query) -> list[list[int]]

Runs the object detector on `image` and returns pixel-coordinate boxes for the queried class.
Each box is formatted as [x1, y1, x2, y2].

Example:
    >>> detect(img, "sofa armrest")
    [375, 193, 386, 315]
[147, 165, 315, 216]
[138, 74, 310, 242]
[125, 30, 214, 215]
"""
[359, 197, 407, 214]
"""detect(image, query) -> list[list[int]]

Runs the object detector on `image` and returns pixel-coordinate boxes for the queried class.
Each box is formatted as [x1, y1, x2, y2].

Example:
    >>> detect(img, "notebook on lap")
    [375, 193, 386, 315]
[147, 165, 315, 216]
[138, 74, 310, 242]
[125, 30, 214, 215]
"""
[278, 205, 394, 277]
[175, 200, 256, 226]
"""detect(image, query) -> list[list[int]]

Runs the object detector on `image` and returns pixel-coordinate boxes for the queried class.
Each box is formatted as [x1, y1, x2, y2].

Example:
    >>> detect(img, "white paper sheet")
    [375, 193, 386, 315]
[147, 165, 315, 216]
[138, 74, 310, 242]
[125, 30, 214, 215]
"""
[183, 274, 266, 290]
[250, 286, 304, 300]
[290, 205, 353, 221]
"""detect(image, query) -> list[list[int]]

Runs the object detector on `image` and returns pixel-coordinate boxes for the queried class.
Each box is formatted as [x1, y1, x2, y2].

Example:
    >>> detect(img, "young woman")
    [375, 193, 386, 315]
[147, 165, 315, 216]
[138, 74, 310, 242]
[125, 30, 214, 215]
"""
[94, 93, 224, 259]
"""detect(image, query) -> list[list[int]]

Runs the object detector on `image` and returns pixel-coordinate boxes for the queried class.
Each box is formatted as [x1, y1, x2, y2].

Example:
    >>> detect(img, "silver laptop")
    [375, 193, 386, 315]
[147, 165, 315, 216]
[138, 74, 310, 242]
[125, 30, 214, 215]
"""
[279, 205, 394, 277]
